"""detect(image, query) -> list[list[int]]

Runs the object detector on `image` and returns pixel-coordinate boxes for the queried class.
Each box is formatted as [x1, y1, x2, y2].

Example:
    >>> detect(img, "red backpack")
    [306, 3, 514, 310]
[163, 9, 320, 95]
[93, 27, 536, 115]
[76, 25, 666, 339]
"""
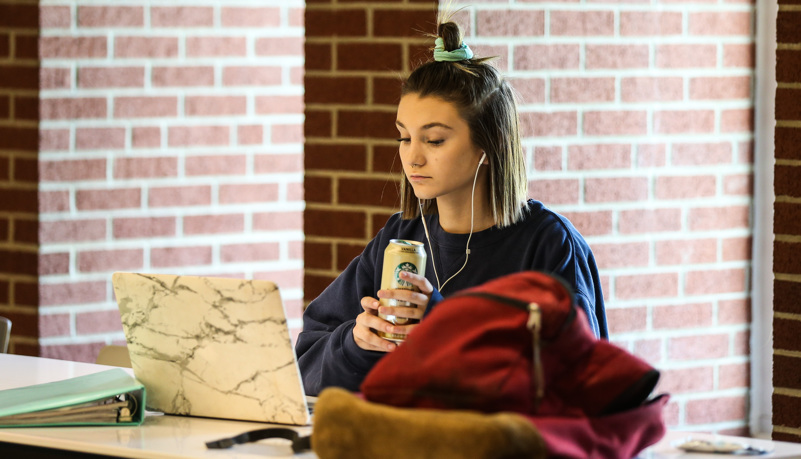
[207, 271, 668, 458]
[360, 271, 668, 458]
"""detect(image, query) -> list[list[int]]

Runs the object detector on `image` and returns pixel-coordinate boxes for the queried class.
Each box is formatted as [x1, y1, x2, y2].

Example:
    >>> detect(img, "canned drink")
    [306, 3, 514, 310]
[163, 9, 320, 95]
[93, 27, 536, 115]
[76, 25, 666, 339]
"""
[376, 239, 427, 342]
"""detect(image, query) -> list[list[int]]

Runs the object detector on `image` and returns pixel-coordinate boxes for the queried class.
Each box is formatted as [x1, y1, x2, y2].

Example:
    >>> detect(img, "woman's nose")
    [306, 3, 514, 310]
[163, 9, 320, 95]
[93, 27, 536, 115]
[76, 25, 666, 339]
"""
[405, 141, 424, 167]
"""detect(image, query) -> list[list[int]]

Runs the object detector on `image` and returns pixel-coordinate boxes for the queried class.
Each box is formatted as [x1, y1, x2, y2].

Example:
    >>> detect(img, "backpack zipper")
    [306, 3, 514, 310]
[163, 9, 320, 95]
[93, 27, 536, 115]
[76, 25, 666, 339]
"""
[456, 291, 545, 412]
[527, 302, 544, 412]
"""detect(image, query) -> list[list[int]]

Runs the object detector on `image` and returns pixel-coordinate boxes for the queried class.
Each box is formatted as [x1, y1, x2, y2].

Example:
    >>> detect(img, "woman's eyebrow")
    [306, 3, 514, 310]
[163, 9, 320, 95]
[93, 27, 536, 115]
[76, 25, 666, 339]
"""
[395, 120, 454, 130]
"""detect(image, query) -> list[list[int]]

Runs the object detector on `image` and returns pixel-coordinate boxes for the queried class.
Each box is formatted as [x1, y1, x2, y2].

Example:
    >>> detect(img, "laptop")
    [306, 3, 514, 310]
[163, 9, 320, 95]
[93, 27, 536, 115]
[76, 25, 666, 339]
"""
[111, 272, 311, 426]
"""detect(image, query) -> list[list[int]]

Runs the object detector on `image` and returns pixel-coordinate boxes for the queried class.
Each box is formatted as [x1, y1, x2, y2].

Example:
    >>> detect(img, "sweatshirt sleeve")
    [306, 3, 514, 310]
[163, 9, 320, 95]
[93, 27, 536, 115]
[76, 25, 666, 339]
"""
[528, 211, 608, 340]
[295, 238, 387, 396]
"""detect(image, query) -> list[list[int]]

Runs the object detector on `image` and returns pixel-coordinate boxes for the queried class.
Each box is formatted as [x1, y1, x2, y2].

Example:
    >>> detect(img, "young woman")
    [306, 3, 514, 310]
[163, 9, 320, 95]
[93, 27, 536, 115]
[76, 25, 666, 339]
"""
[296, 20, 607, 396]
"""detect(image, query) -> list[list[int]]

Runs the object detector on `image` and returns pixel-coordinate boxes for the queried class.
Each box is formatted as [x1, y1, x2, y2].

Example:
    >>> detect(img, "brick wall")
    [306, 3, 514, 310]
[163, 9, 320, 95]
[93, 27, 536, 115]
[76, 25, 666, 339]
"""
[476, 0, 754, 435]
[36, 0, 305, 360]
[303, 0, 436, 298]
[0, 0, 762, 436]
[304, 0, 756, 434]
[0, 1, 40, 356]
[773, 0, 801, 444]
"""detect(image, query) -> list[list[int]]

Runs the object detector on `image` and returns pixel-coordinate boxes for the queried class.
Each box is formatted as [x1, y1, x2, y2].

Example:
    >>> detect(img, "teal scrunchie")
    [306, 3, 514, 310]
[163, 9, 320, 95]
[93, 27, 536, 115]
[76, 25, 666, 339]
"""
[433, 37, 474, 62]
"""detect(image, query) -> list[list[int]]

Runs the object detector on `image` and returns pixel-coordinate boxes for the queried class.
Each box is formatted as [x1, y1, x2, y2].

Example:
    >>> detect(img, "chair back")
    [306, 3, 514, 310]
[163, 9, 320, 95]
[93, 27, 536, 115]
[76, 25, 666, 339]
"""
[0, 316, 11, 353]
[96, 344, 132, 368]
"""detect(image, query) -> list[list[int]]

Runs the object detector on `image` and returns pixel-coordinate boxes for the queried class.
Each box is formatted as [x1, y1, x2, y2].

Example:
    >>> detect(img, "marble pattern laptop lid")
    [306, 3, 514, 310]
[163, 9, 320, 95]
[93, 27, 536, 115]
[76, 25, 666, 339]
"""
[111, 272, 310, 426]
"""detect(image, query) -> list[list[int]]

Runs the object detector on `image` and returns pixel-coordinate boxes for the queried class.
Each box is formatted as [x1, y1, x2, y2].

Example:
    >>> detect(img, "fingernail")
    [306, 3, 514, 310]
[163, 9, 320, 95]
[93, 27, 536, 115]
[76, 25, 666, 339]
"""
[387, 342, 396, 351]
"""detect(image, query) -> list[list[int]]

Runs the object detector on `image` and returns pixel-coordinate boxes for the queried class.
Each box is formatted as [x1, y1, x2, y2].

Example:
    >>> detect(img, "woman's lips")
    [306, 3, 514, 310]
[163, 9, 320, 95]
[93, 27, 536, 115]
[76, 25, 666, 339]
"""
[408, 174, 429, 182]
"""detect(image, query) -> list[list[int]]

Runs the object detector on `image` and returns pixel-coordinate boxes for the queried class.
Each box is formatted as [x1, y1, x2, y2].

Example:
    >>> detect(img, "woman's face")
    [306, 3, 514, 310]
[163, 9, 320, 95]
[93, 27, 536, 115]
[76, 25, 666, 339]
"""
[396, 94, 486, 204]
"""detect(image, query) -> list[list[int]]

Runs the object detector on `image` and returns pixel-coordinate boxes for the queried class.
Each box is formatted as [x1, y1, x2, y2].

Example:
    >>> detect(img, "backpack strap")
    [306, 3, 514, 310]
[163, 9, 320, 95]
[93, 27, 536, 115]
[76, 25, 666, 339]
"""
[205, 427, 311, 453]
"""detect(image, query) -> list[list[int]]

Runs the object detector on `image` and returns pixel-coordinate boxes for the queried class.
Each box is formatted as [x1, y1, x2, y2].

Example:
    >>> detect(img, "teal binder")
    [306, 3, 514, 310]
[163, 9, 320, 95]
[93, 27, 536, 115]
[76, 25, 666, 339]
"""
[0, 368, 146, 427]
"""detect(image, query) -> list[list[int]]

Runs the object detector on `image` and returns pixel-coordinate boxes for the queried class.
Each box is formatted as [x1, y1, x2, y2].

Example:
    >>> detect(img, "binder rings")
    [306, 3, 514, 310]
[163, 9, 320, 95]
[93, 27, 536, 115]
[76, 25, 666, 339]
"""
[0, 368, 146, 427]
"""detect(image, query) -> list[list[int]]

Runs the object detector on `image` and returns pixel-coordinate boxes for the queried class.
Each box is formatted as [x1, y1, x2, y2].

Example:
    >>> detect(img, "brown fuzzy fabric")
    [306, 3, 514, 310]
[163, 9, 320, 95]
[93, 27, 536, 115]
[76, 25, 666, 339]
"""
[312, 387, 547, 459]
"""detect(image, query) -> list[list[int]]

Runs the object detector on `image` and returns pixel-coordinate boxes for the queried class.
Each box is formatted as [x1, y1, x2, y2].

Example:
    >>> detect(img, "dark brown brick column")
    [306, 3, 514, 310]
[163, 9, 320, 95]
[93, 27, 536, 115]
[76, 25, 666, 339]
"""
[0, 1, 40, 355]
[303, 1, 437, 303]
[773, 1, 801, 444]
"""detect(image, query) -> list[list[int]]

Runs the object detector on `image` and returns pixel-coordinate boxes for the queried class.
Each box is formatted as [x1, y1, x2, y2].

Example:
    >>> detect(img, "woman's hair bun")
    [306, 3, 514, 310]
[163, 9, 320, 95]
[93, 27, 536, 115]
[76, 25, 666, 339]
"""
[437, 21, 463, 52]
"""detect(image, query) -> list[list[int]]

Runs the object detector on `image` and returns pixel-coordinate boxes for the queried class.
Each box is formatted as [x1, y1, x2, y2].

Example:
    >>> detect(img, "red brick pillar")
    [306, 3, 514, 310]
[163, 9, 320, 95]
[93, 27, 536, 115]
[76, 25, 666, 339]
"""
[773, 1, 801, 444]
[0, 1, 40, 356]
[303, 1, 437, 302]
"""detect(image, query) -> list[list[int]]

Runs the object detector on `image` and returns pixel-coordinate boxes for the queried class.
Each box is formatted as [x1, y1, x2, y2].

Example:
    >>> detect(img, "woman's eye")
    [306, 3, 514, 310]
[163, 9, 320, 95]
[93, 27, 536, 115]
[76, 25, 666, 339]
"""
[427, 139, 444, 146]
[396, 137, 411, 143]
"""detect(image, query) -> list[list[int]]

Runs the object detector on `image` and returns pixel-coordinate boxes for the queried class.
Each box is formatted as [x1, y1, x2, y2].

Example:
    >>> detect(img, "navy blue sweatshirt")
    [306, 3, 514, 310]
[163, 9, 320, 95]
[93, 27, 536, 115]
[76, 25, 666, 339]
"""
[296, 200, 607, 395]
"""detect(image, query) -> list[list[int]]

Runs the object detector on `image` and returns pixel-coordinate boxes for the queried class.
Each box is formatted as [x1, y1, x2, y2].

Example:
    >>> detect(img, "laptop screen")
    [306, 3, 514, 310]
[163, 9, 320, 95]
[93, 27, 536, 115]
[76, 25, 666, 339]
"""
[112, 272, 310, 426]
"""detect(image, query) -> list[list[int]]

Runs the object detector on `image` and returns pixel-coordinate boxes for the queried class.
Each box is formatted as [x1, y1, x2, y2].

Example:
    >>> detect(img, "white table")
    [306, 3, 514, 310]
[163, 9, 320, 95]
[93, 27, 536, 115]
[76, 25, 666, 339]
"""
[2, 353, 801, 458]
[0, 354, 314, 458]
[642, 432, 801, 458]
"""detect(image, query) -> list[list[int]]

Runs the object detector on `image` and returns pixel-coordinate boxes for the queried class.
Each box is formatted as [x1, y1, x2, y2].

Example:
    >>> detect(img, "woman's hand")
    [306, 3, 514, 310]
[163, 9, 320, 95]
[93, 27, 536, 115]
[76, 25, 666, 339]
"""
[353, 271, 434, 352]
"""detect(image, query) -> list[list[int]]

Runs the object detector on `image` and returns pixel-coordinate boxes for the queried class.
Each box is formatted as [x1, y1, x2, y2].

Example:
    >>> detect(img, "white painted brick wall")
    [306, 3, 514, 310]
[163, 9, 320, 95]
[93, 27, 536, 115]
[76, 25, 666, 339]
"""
[452, 0, 755, 433]
[38, 0, 305, 361]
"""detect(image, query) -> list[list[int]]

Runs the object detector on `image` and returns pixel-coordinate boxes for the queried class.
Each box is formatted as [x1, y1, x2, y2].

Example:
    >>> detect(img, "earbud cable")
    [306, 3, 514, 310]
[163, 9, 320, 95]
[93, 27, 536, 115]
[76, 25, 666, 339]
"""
[419, 158, 482, 292]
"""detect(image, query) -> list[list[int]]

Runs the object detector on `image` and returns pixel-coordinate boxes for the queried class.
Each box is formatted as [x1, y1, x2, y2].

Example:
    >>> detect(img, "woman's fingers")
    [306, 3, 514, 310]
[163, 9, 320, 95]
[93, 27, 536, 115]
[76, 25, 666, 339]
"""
[399, 271, 434, 295]
[377, 292, 426, 316]
[353, 296, 397, 352]
[352, 274, 436, 352]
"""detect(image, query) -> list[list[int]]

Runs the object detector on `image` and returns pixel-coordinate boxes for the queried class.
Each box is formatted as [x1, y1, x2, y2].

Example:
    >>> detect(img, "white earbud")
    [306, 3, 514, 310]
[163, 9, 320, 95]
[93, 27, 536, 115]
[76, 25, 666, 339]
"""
[479, 152, 486, 167]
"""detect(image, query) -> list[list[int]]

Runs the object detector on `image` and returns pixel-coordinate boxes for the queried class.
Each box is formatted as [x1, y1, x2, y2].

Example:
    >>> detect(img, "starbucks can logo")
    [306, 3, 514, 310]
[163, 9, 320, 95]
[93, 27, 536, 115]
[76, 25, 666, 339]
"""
[394, 262, 418, 288]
